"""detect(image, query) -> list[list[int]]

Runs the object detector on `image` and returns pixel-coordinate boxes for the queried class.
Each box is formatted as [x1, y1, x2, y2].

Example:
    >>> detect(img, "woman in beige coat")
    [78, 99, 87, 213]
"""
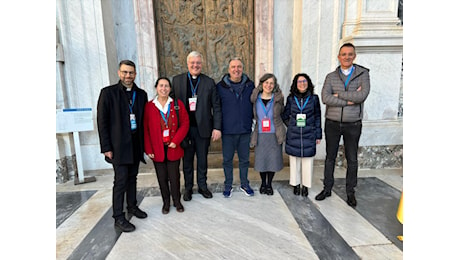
[250, 73, 286, 195]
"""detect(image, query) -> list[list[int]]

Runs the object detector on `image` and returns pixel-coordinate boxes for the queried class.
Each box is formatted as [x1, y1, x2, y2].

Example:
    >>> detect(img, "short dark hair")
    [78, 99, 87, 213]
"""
[154, 76, 171, 88]
[119, 60, 136, 70]
[289, 73, 314, 95]
[339, 42, 355, 52]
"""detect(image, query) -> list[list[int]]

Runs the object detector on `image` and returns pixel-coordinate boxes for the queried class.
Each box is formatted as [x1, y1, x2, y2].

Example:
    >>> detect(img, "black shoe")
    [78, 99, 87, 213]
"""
[114, 218, 135, 232]
[162, 204, 170, 214]
[260, 185, 267, 194]
[128, 206, 148, 219]
[198, 188, 213, 199]
[183, 189, 192, 201]
[293, 185, 300, 195]
[301, 186, 308, 197]
[266, 186, 274, 196]
[347, 193, 357, 207]
[315, 190, 331, 201]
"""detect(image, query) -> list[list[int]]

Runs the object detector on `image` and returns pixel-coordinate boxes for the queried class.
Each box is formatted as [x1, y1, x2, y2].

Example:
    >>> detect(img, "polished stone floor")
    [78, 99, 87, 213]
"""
[56, 164, 403, 260]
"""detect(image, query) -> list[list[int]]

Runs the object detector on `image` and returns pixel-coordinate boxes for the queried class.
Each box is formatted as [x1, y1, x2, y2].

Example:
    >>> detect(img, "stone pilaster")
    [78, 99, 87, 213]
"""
[341, 0, 403, 148]
[133, 0, 159, 99]
[254, 0, 274, 81]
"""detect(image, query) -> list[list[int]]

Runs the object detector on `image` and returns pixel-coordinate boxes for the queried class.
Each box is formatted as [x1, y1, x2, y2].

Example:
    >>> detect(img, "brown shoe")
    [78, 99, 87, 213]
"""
[175, 201, 184, 212]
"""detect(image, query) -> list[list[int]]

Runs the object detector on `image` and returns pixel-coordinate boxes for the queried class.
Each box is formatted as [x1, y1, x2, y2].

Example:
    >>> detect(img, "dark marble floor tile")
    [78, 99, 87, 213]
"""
[67, 207, 121, 260]
[277, 181, 360, 260]
[56, 190, 97, 228]
[333, 177, 403, 250]
[67, 196, 146, 260]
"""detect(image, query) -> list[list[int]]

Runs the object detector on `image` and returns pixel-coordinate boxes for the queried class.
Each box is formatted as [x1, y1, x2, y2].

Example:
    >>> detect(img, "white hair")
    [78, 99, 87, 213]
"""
[187, 51, 203, 63]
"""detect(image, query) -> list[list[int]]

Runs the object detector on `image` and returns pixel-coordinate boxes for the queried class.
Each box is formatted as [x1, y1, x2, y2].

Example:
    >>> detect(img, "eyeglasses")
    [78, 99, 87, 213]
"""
[120, 70, 136, 76]
[297, 79, 307, 84]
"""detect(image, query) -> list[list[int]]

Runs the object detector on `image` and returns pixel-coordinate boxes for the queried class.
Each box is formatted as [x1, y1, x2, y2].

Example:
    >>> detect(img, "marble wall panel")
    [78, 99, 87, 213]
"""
[356, 52, 402, 121]
[273, 0, 293, 94]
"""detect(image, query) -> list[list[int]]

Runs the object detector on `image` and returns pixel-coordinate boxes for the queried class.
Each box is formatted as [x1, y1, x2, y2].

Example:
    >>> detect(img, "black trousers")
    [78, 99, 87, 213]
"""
[323, 119, 362, 195]
[182, 126, 210, 191]
[154, 145, 181, 205]
[112, 161, 140, 220]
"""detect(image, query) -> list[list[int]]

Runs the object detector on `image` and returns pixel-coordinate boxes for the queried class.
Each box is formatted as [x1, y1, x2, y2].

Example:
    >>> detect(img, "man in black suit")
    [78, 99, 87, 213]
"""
[97, 60, 148, 232]
[171, 51, 222, 201]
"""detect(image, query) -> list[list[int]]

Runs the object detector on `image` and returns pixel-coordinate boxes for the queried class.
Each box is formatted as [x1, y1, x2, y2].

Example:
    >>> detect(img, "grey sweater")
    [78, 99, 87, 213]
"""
[321, 64, 370, 122]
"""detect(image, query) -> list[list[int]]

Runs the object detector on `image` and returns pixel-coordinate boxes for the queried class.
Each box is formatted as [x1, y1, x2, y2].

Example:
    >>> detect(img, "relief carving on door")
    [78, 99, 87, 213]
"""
[154, 0, 254, 82]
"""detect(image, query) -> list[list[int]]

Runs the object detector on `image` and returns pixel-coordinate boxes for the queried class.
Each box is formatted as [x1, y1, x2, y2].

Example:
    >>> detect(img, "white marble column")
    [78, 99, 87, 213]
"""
[254, 0, 274, 82]
[341, 0, 403, 146]
[133, 0, 159, 99]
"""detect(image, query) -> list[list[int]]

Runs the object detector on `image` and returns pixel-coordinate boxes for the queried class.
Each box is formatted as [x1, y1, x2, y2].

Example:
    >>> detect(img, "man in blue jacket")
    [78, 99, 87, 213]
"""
[216, 57, 255, 198]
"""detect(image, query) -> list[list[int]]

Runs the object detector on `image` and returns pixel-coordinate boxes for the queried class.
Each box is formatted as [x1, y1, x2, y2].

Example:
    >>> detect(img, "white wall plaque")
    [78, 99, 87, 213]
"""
[56, 108, 94, 133]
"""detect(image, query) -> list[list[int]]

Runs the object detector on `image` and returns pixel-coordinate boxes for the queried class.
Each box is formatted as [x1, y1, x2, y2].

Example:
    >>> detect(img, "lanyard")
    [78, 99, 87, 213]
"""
[160, 103, 171, 127]
[187, 72, 200, 97]
[294, 95, 310, 112]
[343, 66, 355, 90]
[258, 94, 274, 117]
[129, 91, 136, 113]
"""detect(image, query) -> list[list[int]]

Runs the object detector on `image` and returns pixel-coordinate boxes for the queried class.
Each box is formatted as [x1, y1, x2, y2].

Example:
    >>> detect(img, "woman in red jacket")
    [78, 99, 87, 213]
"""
[144, 77, 190, 214]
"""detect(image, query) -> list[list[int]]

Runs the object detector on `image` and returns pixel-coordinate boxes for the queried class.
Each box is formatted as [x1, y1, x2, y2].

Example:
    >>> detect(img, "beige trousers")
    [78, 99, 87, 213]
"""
[289, 155, 314, 188]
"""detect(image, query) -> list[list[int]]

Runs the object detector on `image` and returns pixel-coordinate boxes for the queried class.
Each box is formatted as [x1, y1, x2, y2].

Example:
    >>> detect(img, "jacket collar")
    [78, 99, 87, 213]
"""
[221, 73, 249, 88]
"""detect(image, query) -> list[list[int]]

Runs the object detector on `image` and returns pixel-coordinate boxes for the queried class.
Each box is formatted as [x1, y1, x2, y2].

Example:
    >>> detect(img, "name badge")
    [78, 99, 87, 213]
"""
[296, 114, 306, 127]
[162, 129, 170, 143]
[130, 114, 137, 130]
[188, 97, 197, 111]
[262, 118, 271, 132]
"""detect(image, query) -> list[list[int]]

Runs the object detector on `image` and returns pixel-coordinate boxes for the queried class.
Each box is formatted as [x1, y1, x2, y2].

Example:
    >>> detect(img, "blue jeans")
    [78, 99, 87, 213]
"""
[222, 133, 251, 188]
[323, 119, 362, 195]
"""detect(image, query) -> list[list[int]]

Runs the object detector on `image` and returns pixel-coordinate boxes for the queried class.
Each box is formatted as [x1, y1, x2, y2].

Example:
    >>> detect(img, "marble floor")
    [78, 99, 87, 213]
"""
[56, 165, 403, 260]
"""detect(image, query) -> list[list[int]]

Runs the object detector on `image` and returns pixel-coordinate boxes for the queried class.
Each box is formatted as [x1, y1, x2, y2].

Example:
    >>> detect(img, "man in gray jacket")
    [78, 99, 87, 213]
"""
[315, 43, 370, 207]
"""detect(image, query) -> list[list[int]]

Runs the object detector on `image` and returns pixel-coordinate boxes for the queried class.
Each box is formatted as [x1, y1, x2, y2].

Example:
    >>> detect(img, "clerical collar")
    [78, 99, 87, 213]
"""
[121, 83, 133, 91]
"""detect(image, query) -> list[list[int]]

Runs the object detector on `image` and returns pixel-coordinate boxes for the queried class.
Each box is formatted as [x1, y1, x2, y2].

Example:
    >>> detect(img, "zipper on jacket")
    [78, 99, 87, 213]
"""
[340, 107, 344, 123]
[338, 67, 362, 123]
[300, 97, 303, 157]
